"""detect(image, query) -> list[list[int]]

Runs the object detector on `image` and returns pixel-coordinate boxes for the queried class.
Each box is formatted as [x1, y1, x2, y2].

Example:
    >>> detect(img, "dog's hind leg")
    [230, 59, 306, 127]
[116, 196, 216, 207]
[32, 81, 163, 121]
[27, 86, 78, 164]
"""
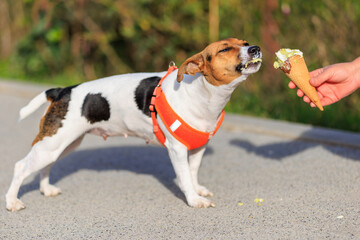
[6, 128, 86, 212]
[39, 163, 61, 197]
[6, 147, 60, 211]
[39, 134, 85, 197]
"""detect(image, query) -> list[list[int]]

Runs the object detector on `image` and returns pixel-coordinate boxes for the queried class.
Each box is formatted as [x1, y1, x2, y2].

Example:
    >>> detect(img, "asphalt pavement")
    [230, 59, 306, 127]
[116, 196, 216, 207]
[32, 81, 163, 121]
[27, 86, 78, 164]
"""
[0, 80, 359, 239]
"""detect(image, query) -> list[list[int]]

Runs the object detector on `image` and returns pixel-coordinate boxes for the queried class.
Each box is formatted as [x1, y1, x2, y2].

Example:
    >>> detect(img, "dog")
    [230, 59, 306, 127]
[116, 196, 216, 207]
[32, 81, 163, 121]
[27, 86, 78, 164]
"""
[6, 38, 262, 211]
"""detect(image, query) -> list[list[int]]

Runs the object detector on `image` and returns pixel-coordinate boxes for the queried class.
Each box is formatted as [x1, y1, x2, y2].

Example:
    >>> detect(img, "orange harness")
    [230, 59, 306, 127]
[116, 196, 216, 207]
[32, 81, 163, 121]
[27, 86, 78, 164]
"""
[149, 63, 225, 150]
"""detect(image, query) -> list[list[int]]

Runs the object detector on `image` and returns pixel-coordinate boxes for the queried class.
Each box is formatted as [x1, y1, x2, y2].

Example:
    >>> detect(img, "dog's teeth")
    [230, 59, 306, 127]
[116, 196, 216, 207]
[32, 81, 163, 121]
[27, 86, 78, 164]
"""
[244, 58, 262, 69]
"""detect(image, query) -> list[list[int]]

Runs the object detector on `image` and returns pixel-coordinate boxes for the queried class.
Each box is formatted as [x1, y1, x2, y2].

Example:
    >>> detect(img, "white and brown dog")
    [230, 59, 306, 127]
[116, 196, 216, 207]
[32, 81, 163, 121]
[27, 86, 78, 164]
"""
[6, 38, 262, 211]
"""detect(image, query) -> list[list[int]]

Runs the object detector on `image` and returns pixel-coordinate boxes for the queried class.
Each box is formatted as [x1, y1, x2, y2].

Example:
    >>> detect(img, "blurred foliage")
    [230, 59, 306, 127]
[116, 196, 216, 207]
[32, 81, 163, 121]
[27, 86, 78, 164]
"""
[0, 0, 359, 132]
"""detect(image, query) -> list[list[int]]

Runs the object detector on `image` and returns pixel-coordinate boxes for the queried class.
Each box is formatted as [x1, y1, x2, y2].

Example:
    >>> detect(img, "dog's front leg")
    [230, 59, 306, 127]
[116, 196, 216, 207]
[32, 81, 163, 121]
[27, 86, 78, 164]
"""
[167, 143, 215, 208]
[189, 146, 213, 197]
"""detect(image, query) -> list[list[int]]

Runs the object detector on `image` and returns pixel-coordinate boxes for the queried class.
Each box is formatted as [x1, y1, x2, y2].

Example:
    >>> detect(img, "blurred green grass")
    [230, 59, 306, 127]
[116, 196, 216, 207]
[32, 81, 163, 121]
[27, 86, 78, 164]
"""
[0, 60, 83, 86]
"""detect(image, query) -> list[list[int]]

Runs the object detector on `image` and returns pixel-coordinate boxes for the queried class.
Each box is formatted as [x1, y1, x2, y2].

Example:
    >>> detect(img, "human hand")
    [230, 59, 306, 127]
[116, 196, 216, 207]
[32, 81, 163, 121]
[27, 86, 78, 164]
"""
[289, 57, 360, 107]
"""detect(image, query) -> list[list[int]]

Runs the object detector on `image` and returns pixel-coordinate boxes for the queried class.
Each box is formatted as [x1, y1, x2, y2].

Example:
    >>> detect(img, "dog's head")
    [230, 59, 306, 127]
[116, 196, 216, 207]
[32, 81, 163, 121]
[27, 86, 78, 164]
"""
[177, 38, 262, 86]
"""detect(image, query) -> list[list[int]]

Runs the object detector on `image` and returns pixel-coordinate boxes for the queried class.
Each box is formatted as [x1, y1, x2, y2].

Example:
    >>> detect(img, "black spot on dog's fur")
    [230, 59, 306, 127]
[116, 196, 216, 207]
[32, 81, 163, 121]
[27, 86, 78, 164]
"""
[134, 76, 161, 117]
[81, 93, 111, 124]
[33, 85, 79, 145]
[206, 55, 212, 62]
[45, 85, 79, 102]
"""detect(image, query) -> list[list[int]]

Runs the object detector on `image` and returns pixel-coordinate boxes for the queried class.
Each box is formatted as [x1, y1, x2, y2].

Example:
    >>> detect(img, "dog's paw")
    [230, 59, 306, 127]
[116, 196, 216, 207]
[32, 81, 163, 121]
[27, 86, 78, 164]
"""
[188, 196, 215, 208]
[196, 185, 214, 197]
[40, 184, 62, 197]
[6, 198, 25, 212]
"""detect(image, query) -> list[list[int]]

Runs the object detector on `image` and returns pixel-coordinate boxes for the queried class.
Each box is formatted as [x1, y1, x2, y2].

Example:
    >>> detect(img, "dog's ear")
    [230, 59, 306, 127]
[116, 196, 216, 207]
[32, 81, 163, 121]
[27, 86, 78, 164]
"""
[177, 53, 204, 83]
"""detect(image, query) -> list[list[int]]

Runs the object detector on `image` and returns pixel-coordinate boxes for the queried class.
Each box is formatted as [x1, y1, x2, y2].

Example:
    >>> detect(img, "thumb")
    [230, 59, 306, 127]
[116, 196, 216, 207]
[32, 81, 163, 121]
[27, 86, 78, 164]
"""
[310, 68, 333, 87]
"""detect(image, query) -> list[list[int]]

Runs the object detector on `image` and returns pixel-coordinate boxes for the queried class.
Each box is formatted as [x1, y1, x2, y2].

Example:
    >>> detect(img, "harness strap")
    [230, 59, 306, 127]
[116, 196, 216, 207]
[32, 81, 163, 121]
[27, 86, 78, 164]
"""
[149, 62, 225, 150]
[149, 64, 177, 146]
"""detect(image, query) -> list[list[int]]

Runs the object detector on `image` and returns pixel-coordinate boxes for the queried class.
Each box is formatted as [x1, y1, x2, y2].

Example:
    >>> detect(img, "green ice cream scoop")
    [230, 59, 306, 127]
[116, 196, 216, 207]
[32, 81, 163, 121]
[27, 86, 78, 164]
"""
[273, 48, 303, 69]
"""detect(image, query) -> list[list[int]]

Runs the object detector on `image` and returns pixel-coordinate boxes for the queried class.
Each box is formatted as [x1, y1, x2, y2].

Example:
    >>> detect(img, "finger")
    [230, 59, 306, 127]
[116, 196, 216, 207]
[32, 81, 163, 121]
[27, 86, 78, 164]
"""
[309, 68, 324, 78]
[297, 89, 304, 97]
[310, 68, 333, 87]
[303, 95, 311, 103]
[310, 102, 316, 108]
[288, 81, 297, 89]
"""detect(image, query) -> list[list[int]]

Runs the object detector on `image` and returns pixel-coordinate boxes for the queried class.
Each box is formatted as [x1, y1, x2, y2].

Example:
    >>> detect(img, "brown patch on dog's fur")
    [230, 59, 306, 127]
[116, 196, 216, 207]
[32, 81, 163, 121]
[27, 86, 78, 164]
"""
[32, 100, 69, 146]
[177, 38, 249, 86]
[32, 86, 77, 146]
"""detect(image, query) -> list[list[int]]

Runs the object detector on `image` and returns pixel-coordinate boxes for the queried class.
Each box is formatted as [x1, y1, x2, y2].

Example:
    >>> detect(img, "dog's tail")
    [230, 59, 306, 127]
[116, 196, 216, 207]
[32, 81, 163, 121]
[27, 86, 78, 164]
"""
[19, 91, 48, 122]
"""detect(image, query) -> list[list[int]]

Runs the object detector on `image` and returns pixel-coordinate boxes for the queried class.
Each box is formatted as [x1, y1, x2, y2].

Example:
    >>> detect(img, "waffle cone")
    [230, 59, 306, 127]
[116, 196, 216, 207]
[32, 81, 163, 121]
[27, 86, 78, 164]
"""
[284, 55, 324, 111]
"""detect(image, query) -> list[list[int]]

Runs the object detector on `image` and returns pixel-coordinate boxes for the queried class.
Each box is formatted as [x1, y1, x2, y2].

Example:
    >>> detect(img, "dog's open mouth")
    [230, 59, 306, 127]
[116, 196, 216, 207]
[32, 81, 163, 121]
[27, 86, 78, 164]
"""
[243, 58, 262, 69]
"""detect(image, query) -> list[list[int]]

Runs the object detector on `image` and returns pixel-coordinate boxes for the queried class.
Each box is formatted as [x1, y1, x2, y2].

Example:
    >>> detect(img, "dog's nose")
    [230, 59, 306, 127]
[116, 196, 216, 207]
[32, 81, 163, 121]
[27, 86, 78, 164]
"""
[248, 46, 261, 55]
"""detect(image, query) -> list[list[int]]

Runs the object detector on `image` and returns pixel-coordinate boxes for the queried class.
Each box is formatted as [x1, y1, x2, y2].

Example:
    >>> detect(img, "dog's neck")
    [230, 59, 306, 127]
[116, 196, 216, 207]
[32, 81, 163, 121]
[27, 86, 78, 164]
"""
[162, 71, 247, 132]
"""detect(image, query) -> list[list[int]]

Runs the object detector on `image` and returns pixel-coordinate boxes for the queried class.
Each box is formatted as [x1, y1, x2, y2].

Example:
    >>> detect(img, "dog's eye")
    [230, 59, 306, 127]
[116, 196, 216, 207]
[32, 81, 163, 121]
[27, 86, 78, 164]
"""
[218, 47, 233, 53]
[243, 42, 249, 46]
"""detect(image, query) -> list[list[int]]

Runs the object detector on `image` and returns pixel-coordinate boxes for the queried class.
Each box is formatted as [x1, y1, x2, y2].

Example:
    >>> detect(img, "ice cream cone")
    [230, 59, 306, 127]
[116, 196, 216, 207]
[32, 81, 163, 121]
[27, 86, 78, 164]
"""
[284, 55, 324, 111]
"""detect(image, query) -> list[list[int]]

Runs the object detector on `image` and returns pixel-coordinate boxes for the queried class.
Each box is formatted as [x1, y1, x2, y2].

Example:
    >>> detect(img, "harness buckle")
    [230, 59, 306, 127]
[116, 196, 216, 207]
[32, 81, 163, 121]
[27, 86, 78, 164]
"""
[169, 61, 176, 67]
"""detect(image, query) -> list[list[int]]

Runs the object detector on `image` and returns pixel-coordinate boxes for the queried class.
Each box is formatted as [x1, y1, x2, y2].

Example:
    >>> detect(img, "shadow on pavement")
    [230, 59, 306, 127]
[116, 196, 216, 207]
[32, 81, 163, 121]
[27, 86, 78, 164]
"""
[18, 145, 214, 201]
[230, 131, 360, 161]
